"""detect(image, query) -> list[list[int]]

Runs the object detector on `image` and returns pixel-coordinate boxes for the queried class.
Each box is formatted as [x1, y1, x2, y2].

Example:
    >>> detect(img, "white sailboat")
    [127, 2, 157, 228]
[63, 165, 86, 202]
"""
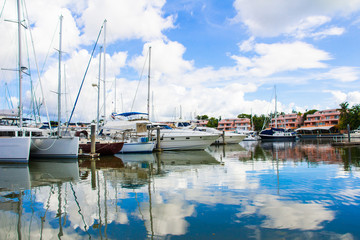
[0, 0, 31, 163]
[30, 15, 79, 158]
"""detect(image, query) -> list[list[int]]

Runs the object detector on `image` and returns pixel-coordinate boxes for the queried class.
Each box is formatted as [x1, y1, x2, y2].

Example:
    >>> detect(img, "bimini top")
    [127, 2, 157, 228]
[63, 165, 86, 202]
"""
[112, 112, 148, 117]
[295, 126, 335, 132]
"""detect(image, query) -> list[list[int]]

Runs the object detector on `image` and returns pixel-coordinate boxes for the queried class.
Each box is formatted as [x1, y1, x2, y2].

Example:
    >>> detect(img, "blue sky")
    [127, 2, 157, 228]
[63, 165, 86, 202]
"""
[1, 0, 360, 122]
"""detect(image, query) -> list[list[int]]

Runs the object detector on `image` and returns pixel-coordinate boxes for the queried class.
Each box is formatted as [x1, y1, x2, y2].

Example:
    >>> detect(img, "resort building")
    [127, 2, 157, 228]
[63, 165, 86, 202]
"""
[269, 113, 304, 129]
[303, 109, 340, 127]
[217, 118, 251, 132]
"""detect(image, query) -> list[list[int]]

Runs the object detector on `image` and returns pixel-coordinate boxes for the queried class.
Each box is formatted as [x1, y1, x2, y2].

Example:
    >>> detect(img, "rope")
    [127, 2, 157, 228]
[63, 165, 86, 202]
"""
[130, 48, 149, 112]
[23, 0, 53, 130]
[65, 23, 104, 133]
[0, 0, 6, 19]
[30, 137, 58, 151]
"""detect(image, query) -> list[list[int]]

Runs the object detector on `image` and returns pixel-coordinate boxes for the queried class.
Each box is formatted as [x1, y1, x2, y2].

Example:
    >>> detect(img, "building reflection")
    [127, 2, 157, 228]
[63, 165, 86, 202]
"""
[235, 140, 360, 171]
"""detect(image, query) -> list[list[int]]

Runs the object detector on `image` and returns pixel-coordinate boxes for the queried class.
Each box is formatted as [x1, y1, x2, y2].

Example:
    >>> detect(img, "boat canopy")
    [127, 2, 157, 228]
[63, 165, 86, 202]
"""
[295, 126, 334, 132]
[112, 112, 148, 117]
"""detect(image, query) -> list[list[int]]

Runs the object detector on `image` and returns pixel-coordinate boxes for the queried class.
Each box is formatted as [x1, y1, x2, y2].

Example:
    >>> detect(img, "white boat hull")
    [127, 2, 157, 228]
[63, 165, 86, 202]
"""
[159, 134, 220, 150]
[214, 134, 247, 144]
[0, 137, 31, 163]
[30, 136, 79, 158]
[119, 141, 156, 153]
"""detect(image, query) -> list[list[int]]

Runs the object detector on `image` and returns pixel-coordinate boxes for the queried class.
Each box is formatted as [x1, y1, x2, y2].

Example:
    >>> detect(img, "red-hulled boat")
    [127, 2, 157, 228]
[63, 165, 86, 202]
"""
[79, 141, 124, 155]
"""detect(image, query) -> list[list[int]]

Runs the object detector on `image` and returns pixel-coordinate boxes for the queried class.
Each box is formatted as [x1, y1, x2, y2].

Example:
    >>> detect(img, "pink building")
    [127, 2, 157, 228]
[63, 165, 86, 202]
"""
[303, 109, 340, 127]
[269, 113, 304, 129]
[195, 120, 208, 127]
[217, 118, 251, 132]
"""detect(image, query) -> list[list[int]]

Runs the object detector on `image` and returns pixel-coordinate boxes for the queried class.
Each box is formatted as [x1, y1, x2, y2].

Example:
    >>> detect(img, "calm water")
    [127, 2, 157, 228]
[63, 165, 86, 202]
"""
[1, 140, 360, 239]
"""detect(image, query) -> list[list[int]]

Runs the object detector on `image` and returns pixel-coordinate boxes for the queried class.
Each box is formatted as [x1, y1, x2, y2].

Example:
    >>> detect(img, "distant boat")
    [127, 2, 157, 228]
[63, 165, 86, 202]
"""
[259, 86, 296, 141]
[259, 127, 296, 141]
[235, 126, 260, 141]
[150, 123, 221, 150]
[193, 126, 246, 144]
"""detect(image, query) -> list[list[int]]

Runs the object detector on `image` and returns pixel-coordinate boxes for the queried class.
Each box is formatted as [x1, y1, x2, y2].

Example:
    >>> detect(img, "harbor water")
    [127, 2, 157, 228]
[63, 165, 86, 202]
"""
[1, 140, 360, 239]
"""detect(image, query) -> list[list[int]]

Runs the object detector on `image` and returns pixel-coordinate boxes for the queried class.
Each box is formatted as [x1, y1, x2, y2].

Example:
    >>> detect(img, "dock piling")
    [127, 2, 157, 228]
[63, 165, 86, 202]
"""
[155, 127, 162, 152]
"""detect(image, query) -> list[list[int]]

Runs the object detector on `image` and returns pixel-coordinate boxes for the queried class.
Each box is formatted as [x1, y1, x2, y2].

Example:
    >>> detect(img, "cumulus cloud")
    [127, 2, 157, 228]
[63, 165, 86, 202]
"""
[232, 0, 360, 38]
[232, 41, 331, 77]
[319, 67, 360, 82]
[325, 90, 360, 106]
[79, 0, 175, 43]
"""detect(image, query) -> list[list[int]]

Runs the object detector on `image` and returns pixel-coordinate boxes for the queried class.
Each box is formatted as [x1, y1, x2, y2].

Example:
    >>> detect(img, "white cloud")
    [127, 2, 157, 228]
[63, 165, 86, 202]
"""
[79, 0, 175, 44]
[232, 0, 360, 37]
[238, 36, 255, 52]
[311, 27, 345, 39]
[322, 67, 360, 82]
[235, 41, 331, 77]
[326, 90, 360, 106]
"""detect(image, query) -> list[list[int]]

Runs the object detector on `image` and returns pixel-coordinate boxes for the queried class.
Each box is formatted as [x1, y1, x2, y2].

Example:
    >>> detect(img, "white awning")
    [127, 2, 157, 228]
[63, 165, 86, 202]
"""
[295, 126, 335, 131]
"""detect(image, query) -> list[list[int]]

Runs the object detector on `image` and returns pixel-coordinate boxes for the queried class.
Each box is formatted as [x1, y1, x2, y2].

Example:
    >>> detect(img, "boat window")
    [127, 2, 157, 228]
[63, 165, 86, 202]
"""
[178, 123, 184, 127]
[18, 131, 23, 136]
[171, 138, 175, 140]
[32, 131, 43, 137]
[0, 131, 15, 137]
[184, 122, 191, 127]
[25, 131, 30, 136]
[186, 137, 190, 139]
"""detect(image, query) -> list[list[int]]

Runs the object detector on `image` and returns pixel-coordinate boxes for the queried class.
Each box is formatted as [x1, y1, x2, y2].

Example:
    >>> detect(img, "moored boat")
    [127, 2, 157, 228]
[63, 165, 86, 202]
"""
[0, 126, 31, 163]
[259, 128, 296, 141]
[79, 141, 124, 155]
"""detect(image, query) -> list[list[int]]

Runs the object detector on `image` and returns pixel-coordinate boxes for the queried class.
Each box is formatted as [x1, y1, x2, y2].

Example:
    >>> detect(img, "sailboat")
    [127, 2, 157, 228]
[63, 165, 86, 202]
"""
[0, 0, 31, 163]
[78, 42, 124, 155]
[30, 15, 79, 158]
[259, 86, 296, 141]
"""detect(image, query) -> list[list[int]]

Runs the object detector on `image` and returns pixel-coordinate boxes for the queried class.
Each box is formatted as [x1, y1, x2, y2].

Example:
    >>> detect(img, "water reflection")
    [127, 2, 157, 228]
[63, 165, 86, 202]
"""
[0, 142, 359, 239]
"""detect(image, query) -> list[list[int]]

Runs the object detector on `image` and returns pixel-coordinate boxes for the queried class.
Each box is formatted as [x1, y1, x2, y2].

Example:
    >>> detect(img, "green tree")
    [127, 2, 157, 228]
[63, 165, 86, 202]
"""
[206, 117, 218, 128]
[196, 115, 209, 120]
[303, 109, 318, 121]
[338, 102, 349, 129]
[252, 114, 268, 131]
[339, 103, 360, 130]
[237, 113, 251, 119]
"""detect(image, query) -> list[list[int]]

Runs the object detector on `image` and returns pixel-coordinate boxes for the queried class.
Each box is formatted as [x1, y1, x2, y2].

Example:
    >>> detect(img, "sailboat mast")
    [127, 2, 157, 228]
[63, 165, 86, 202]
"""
[147, 46, 151, 119]
[274, 85, 277, 128]
[58, 15, 63, 137]
[103, 19, 107, 119]
[97, 47, 102, 134]
[114, 77, 116, 113]
[17, 0, 23, 128]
